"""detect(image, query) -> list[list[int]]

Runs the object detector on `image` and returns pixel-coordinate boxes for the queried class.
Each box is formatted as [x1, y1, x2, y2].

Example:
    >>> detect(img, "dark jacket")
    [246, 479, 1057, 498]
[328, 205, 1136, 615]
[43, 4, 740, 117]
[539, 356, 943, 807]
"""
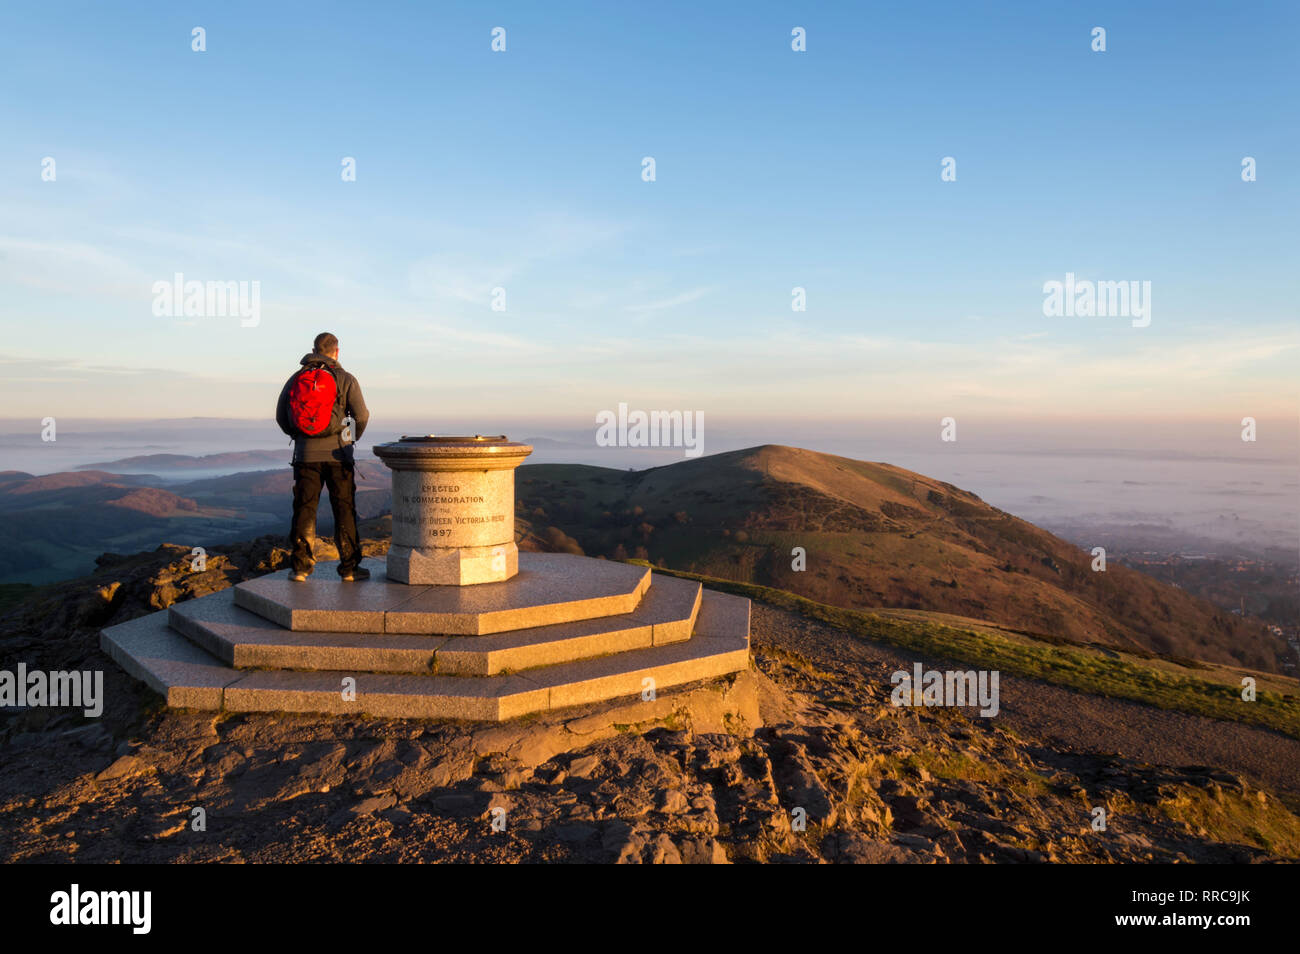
[275, 353, 370, 464]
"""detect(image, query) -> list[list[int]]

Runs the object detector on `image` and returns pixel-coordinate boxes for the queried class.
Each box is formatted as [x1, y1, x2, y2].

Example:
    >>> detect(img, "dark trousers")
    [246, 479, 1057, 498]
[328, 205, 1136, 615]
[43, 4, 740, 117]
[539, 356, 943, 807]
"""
[290, 461, 360, 575]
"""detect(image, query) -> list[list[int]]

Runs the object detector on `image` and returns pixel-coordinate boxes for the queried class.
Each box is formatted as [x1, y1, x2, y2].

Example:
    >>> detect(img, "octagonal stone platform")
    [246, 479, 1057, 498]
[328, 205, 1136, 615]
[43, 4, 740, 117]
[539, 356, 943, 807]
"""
[102, 577, 750, 721]
[171, 573, 702, 675]
[232, 552, 650, 636]
[98, 548, 754, 722]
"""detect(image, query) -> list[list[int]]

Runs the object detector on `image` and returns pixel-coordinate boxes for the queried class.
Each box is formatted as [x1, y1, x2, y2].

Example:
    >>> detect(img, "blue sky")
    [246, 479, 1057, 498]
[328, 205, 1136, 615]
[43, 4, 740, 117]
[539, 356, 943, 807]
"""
[0, 0, 1296, 428]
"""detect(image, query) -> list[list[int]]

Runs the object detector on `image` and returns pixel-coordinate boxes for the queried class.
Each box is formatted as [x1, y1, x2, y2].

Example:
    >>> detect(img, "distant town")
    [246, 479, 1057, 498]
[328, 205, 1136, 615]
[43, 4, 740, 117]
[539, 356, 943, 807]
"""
[1109, 549, 1299, 671]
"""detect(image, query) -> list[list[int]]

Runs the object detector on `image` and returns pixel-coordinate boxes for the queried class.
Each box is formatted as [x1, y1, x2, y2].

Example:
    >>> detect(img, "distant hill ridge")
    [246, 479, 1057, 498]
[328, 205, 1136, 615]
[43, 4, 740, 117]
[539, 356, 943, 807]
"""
[512, 444, 1291, 675]
[0, 444, 1288, 674]
[76, 450, 292, 472]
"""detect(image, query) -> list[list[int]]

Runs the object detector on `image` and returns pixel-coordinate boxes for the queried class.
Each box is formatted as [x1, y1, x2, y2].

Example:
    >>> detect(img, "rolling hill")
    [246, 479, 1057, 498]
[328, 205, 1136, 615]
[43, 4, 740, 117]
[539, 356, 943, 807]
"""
[0, 470, 268, 584]
[512, 445, 1291, 675]
[0, 461, 393, 585]
[74, 450, 293, 473]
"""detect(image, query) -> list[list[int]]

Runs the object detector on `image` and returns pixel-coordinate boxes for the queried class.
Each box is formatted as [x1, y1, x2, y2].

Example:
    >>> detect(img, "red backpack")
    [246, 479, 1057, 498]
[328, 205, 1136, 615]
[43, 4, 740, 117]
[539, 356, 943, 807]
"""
[287, 363, 339, 436]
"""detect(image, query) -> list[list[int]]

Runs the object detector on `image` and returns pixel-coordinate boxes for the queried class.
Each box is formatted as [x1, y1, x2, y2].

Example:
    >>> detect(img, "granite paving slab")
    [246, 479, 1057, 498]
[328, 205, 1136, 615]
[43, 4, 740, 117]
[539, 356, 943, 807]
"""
[232, 557, 416, 632]
[378, 553, 650, 635]
[169, 589, 447, 673]
[100, 610, 245, 709]
[517, 591, 750, 710]
[222, 670, 549, 721]
[232, 553, 650, 636]
[434, 574, 701, 675]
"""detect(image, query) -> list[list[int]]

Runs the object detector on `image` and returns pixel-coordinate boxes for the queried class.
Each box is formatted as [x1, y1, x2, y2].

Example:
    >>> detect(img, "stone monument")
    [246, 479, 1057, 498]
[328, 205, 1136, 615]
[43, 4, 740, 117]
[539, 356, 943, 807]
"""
[374, 435, 532, 585]
[100, 432, 751, 721]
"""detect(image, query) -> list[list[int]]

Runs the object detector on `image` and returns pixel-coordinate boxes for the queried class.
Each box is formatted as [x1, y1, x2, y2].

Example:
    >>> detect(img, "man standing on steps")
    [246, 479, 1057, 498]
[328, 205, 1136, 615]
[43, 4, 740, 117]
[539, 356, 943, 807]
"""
[275, 332, 371, 582]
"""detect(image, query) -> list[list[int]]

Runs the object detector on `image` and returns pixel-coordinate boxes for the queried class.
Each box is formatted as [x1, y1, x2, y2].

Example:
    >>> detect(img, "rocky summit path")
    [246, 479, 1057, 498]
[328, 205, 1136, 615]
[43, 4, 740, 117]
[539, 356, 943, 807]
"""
[1, 539, 1297, 863]
[757, 604, 1300, 804]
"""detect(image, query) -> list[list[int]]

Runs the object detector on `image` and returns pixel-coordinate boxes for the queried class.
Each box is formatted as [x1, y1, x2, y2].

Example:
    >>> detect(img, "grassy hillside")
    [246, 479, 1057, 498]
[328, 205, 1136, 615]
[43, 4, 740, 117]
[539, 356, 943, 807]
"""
[514, 445, 1291, 675]
[633, 560, 1300, 741]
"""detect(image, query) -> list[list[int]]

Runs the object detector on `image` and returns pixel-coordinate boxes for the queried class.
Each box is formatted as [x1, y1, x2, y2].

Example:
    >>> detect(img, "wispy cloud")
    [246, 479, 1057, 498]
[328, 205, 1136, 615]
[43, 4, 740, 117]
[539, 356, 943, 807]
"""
[407, 211, 627, 306]
[0, 354, 203, 383]
[0, 235, 153, 298]
[408, 259, 514, 304]
[625, 285, 719, 314]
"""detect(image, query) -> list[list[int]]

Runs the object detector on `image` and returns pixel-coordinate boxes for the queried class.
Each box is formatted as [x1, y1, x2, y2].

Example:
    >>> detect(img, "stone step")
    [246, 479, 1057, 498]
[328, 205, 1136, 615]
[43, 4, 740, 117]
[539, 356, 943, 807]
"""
[512, 590, 749, 711]
[169, 574, 702, 675]
[100, 610, 243, 710]
[232, 552, 650, 635]
[424, 575, 701, 676]
[100, 589, 749, 721]
[170, 593, 443, 674]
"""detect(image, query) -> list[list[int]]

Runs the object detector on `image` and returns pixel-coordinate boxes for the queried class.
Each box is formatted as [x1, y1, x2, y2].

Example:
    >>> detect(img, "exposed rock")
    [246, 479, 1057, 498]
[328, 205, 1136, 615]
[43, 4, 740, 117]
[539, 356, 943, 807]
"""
[351, 794, 398, 815]
[95, 755, 148, 782]
[647, 833, 682, 864]
[656, 789, 689, 814]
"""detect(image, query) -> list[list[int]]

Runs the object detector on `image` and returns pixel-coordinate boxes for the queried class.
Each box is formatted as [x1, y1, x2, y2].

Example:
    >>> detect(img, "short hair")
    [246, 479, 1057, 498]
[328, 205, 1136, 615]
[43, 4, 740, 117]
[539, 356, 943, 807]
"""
[313, 332, 338, 355]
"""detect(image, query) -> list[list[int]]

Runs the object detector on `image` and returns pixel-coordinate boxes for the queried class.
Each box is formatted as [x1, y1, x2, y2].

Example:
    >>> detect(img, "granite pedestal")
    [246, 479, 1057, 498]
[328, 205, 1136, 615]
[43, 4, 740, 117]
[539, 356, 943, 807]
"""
[374, 435, 532, 585]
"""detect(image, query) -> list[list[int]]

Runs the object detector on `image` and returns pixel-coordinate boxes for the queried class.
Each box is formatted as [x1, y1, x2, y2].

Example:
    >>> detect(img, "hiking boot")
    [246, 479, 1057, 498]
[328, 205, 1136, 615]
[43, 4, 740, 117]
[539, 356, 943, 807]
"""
[341, 567, 371, 582]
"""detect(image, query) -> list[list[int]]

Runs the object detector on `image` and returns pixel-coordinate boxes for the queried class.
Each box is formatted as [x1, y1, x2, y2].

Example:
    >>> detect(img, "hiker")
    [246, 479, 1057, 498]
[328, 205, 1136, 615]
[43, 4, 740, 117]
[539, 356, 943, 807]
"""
[275, 332, 371, 582]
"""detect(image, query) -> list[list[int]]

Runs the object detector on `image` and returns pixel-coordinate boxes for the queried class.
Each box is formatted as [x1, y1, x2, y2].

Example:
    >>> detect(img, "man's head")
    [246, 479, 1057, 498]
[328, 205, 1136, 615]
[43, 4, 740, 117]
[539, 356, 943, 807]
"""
[313, 332, 339, 359]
